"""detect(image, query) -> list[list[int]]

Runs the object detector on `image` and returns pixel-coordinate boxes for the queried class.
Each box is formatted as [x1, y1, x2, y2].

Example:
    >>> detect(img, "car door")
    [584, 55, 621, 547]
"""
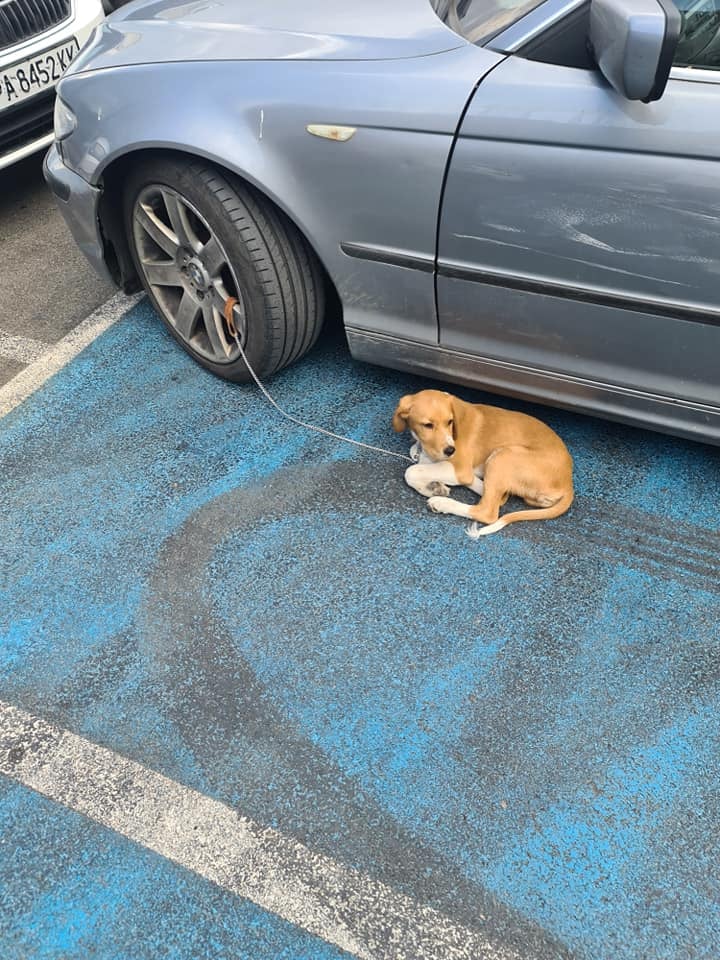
[436, 0, 720, 429]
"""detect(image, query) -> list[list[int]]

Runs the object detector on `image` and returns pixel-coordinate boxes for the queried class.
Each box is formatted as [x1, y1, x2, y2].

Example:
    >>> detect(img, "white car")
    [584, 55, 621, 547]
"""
[0, 0, 105, 171]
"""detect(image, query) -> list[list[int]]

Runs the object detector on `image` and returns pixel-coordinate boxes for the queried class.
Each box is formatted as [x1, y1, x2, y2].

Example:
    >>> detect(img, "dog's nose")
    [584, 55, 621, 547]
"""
[443, 445, 455, 457]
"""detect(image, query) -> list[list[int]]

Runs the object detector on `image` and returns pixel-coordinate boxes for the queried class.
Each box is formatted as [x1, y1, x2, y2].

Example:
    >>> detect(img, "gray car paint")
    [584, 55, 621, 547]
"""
[47, 0, 720, 444]
[589, 0, 679, 100]
[44, 145, 107, 271]
[58, 43, 503, 347]
[435, 56, 720, 436]
[69, 0, 467, 69]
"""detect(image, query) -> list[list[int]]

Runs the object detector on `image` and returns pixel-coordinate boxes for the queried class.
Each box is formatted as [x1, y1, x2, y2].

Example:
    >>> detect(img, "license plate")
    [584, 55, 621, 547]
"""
[0, 37, 80, 112]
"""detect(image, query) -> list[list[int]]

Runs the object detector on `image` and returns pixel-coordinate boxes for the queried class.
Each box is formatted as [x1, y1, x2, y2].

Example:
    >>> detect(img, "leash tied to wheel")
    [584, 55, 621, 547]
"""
[223, 296, 239, 339]
[222, 295, 412, 463]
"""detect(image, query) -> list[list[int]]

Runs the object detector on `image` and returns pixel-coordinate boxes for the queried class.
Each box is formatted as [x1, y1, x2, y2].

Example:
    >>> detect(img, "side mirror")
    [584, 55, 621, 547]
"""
[589, 0, 681, 102]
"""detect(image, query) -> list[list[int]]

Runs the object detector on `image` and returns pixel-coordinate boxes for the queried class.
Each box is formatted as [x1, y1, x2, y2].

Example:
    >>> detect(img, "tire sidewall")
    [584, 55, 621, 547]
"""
[123, 158, 273, 382]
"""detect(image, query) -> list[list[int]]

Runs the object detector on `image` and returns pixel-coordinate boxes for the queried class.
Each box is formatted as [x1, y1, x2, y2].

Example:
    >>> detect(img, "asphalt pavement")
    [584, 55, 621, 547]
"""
[1, 294, 719, 960]
[0, 152, 114, 386]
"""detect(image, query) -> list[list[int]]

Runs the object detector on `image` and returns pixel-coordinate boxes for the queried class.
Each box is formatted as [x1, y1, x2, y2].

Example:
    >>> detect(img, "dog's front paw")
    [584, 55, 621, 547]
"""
[409, 441, 421, 463]
[427, 495, 456, 514]
[426, 481, 450, 497]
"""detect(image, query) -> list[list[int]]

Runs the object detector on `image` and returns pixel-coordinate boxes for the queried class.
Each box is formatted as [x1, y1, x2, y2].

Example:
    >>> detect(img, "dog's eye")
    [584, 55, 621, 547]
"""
[422, 423, 433, 430]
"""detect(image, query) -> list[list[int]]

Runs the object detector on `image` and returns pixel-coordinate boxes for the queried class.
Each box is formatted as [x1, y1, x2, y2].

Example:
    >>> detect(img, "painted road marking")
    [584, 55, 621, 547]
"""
[2, 300, 719, 958]
[0, 291, 141, 419]
[0, 699, 521, 960]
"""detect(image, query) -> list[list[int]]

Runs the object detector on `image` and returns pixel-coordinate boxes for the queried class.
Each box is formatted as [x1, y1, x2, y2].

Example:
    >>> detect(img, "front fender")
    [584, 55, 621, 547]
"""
[59, 47, 501, 343]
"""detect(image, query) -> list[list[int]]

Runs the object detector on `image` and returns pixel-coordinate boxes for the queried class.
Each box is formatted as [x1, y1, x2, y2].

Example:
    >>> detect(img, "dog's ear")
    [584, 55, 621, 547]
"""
[450, 393, 466, 438]
[392, 394, 414, 433]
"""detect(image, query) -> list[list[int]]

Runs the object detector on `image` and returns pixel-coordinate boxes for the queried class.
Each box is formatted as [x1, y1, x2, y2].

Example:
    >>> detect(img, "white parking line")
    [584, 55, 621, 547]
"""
[0, 331, 49, 365]
[0, 699, 519, 960]
[0, 291, 142, 419]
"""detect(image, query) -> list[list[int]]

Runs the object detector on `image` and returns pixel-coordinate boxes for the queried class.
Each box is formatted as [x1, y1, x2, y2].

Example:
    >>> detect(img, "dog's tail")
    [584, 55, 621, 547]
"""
[467, 490, 574, 539]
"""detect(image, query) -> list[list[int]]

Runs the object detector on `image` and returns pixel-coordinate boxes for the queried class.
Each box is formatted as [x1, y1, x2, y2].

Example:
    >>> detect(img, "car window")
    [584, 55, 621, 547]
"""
[673, 0, 720, 68]
[431, 0, 546, 44]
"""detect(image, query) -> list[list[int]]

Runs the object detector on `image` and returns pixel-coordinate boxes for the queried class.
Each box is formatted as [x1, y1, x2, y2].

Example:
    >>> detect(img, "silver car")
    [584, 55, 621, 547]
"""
[45, 0, 720, 443]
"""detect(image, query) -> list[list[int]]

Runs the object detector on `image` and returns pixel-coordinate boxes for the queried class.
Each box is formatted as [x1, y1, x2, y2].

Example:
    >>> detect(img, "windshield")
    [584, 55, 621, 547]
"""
[431, 0, 546, 43]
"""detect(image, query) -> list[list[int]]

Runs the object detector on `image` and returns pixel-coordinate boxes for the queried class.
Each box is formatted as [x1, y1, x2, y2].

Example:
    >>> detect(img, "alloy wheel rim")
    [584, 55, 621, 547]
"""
[132, 185, 247, 364]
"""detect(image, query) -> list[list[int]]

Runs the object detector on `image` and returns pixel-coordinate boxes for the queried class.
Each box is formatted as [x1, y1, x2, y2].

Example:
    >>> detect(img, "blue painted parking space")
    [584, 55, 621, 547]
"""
[1, 300, 719, 959]
[0, 779, 349, 960]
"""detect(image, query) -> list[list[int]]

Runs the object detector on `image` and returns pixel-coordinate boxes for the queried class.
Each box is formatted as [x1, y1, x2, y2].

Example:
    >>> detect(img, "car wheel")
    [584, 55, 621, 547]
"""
[124, 156, 325, 382]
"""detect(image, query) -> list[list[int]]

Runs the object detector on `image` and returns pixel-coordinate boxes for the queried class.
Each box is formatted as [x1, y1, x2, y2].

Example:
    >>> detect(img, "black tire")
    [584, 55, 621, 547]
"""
[123, 156, 325, 382]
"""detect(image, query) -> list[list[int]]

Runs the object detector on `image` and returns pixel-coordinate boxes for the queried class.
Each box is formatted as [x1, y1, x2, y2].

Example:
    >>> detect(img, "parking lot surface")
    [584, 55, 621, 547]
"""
[0, 154, 114, 387]
[1, 299, 719, 959]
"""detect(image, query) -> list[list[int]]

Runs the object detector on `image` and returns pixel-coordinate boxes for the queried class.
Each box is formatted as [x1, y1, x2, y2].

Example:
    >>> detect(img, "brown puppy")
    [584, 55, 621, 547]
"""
[393, 389, 573, 536]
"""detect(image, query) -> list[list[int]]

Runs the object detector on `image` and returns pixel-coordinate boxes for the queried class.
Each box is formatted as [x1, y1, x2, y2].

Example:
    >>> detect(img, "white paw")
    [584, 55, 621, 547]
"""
[427, 496, 456, 514]
[466, 519, 506, 538]
[409, 442, 421, 463]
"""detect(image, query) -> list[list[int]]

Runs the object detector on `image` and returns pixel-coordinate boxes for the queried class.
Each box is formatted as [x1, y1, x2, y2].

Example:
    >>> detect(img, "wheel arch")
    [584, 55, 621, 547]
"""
[60, 46, 492, 345]
[98, 146, 342, 322]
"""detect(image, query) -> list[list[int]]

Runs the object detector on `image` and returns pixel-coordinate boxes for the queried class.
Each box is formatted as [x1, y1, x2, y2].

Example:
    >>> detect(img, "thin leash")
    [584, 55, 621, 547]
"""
[222, 297, 413, 463]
